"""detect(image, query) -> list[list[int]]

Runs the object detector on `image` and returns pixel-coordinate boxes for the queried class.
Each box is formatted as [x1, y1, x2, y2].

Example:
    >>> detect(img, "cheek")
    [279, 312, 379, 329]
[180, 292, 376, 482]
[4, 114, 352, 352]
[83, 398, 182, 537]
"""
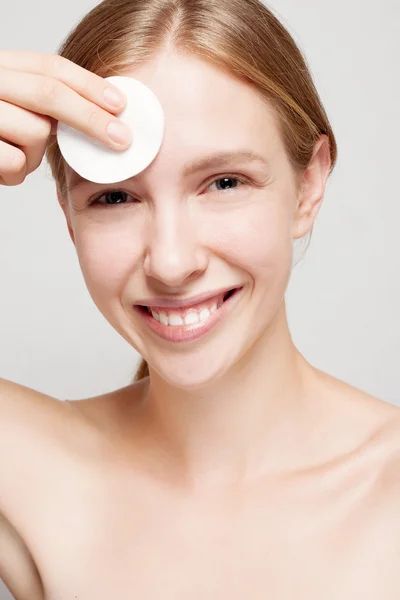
[207, 194, 294, 282]
[73, 223, 144, 299]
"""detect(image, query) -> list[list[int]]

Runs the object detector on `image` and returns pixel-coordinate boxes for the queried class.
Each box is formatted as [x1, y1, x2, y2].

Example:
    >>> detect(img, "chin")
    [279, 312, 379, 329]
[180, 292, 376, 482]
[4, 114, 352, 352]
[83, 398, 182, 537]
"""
[148, 351, 237, 391]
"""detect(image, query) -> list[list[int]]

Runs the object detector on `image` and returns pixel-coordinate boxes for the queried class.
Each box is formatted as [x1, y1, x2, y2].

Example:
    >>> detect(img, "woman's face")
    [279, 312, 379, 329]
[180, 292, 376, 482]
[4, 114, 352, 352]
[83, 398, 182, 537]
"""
[61, 50, 320, 388]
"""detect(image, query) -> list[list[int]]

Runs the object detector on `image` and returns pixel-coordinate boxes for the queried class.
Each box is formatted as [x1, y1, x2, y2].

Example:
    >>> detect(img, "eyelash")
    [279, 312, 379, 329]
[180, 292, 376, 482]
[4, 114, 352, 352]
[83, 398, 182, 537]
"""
[87, 175, 249, 208]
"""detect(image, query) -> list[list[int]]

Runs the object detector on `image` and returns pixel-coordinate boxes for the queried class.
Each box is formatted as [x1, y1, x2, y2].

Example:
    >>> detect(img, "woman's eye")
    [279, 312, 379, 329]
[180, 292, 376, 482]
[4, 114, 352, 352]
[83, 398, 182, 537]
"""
[208, 177, 243, 193]
[90, 190, 134, 207]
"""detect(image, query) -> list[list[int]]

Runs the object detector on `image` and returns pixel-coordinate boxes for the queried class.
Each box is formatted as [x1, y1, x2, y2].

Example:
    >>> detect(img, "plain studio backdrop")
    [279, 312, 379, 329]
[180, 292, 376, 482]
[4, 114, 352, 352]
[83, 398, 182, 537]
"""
[0, 0, 399, 597]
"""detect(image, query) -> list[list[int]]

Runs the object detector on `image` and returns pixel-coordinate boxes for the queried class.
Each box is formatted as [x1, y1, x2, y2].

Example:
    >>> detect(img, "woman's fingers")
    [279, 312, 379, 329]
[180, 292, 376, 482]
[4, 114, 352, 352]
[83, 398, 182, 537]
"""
[0, 101, 52, 176]
[0, 138, 27, 186]
[0, 50, 127, 116]
[0, 68, 132, 150]
[0, 50, 133, 187]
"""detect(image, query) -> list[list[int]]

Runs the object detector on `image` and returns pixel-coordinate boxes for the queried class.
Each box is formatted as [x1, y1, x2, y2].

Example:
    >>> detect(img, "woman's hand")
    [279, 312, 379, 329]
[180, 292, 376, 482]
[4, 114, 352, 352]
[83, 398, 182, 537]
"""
[0, 50, 132, 186]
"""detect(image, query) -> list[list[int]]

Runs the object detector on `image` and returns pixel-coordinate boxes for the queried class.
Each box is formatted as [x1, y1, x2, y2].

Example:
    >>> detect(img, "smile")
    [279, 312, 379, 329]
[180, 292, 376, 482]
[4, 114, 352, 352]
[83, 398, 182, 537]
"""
[134, 287, 243, 343]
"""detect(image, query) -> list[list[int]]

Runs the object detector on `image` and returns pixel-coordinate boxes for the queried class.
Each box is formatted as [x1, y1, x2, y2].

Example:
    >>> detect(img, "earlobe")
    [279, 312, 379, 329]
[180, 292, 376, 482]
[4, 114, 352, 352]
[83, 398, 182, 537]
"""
[292, 135, 331, 240]
[56, 185, 75, 245]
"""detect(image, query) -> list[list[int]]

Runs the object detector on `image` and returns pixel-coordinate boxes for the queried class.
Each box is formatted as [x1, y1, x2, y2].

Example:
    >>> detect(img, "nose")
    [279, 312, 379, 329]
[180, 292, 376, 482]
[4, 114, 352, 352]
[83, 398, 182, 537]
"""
[143, 203, 208, 287]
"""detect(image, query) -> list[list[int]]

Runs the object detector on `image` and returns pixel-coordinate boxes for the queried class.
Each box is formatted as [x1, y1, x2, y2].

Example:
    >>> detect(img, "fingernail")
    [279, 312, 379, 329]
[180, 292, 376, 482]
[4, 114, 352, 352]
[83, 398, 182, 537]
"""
[107, 121, 132, 147]
[104, 86, 126, 109]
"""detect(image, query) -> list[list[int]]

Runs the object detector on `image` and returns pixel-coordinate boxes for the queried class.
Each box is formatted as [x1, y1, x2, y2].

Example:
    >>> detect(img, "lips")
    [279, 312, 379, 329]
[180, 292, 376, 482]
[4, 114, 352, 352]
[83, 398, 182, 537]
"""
[134, 286, 243, 343]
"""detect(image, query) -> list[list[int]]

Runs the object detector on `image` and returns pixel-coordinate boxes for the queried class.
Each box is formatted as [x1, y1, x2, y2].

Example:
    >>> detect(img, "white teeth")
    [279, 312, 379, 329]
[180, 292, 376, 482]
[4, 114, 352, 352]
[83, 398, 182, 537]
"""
[146, 291, 238, 327]
[199, 308, 211, 321]
[168, 313, 184, 326]
[159, 313, 169, 326]
[148, 306, 214, 327]
[184, 312, 200, 325]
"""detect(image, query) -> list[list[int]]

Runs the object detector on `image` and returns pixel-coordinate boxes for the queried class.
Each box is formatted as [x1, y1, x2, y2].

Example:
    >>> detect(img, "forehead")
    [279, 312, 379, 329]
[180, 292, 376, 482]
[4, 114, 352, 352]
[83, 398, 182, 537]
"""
[64, 52, 285, 190]
[126, 50, 281, 141]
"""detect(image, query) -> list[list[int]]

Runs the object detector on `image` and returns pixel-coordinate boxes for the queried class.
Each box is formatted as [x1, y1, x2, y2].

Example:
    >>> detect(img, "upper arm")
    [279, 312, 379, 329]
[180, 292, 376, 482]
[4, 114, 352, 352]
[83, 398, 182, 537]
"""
[0, 377, 60, 512]
[0, 510, 44, 600]
[0, 377, 61, 600]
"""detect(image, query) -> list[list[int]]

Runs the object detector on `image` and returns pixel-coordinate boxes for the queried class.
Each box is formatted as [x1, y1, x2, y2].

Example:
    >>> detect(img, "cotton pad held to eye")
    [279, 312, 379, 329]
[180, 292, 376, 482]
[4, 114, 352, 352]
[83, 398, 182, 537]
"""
[57, 76, 164, 184]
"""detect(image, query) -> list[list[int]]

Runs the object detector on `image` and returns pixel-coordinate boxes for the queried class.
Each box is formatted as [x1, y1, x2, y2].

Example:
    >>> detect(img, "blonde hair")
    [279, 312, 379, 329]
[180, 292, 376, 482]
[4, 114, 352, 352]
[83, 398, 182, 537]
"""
[45, 0, 338, 384]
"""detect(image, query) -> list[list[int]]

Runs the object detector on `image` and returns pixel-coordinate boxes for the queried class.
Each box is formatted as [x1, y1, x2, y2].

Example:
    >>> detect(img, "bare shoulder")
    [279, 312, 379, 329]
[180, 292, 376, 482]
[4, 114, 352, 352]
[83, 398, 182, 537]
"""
[0, 375, 67, 446]
[355, 389, 400, 474]
[349, 385, 400, 483]
[0, 377, 66, 599]
[314, 367, 400, 497]
[0, 376, 146, 600]
[374, 410, 400, 494]
[364, 410, 400, 565]
[0, 375, 137, 513]
[342, 384, 400, 517]
[0, 377, 69, 511]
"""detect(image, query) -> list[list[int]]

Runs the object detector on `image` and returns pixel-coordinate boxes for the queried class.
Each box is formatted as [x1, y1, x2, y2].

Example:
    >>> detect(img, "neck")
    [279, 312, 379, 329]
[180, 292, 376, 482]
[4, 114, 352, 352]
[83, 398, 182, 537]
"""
[137, 302, 324, 490]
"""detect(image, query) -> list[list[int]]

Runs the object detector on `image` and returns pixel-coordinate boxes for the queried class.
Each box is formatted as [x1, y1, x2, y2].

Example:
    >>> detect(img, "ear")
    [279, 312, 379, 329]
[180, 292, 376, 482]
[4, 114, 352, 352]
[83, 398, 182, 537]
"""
[292, 135, 332, 240]
[56, 185, 75, 245]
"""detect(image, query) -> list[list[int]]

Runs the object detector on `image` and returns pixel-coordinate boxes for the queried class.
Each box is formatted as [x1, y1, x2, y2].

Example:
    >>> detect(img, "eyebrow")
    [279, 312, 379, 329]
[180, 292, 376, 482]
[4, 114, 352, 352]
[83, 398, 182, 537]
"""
[66, 150, 269, 194]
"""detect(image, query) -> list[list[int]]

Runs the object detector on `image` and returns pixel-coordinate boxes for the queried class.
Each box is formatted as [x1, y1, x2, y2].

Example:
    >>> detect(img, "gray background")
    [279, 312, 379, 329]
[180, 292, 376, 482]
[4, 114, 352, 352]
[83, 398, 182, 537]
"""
[1, 0, 399, 597]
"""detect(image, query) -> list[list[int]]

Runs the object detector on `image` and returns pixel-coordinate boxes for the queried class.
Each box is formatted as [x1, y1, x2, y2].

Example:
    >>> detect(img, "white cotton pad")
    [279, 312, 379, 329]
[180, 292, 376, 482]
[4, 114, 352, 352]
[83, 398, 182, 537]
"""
[56, 76, 164, 184]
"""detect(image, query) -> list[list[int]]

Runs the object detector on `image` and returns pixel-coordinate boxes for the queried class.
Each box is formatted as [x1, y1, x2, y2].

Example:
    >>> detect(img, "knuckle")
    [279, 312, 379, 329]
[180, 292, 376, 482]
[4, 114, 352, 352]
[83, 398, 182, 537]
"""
[40, 77, 59, 105]
[26, 154, 44, 176]
[34, 117, 52, 141]
[9, 148, 26, 174]
[82, 68, 95, 92]
[42, 52, 62, 75]
[87, 109, 101, 130]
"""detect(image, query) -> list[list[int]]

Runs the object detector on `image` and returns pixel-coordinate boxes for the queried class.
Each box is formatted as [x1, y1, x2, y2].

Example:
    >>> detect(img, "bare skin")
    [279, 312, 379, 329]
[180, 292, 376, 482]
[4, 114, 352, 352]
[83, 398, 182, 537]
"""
[1, 355, 400, 599]
[1, 48, 400, 600]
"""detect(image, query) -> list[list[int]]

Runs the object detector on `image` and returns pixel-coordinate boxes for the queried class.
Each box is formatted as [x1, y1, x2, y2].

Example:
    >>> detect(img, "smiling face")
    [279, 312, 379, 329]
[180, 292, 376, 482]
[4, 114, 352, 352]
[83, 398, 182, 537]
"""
[60, 50, 326, 389]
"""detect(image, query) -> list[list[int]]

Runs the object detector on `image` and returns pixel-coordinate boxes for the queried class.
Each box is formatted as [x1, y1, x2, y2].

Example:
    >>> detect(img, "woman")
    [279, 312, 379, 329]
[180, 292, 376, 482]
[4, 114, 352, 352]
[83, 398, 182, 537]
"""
[1, 0, 399, 598]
